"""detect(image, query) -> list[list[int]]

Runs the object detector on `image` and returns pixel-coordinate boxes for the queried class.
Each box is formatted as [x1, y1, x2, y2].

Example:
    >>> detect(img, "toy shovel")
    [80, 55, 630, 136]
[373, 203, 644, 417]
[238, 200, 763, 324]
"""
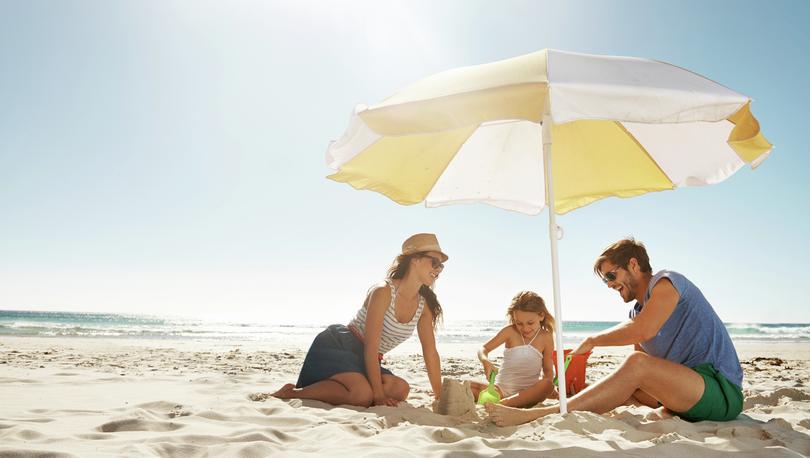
[477, 369, 501, 405]
[552, 354, 573, 387]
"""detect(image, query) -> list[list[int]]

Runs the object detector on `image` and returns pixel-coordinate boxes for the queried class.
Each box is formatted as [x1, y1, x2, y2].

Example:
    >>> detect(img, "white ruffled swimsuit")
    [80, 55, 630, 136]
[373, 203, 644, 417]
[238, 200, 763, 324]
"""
[494, 329, 544, 397]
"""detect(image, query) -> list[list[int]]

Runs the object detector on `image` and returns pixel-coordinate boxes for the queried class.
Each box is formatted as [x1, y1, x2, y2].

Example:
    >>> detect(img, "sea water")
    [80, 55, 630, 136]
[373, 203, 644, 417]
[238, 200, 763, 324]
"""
[2, 310, 809, 346]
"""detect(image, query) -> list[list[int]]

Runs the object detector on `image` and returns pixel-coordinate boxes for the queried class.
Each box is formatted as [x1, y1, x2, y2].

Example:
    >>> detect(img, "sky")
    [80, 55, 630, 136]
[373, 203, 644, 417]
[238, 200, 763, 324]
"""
[1, 0, 808, 326]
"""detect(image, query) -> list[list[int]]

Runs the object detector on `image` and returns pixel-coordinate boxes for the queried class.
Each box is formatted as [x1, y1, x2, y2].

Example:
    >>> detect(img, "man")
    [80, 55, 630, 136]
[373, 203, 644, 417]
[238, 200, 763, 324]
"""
[487, 238, 743, 426]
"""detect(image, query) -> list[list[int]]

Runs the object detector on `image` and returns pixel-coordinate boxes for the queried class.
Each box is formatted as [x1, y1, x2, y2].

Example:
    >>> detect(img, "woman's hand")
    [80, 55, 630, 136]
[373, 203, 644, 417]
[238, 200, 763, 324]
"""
[373, 393, 400, 407]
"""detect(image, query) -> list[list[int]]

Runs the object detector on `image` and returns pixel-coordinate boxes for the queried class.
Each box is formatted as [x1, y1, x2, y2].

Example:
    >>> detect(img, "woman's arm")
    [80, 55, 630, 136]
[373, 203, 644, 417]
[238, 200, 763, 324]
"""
[362, 286, 397, 406]
[416, 308, 442, 398]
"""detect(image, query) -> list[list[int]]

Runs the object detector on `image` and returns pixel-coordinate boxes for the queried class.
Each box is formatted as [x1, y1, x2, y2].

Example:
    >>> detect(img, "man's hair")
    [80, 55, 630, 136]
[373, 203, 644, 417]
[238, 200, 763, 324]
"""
[593, 238, 652, 278]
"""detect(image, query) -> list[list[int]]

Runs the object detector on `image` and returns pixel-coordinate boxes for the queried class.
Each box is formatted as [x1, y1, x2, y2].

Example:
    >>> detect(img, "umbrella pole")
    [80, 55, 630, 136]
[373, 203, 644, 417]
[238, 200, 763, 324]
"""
[543, 114, 569, 414]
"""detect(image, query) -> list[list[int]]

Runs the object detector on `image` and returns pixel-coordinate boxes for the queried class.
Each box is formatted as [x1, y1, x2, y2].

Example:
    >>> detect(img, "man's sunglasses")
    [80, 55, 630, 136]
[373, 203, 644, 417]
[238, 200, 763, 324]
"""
[419, 254, 445, 270]
[601, 266, 622, 284]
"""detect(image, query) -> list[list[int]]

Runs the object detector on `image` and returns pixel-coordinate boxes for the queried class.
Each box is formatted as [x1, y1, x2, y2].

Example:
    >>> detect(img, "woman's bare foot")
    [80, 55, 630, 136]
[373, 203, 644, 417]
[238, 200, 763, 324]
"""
[644, 405, 674, 421]
[485, 402, 555, 426]
[271, 383, 297, 399]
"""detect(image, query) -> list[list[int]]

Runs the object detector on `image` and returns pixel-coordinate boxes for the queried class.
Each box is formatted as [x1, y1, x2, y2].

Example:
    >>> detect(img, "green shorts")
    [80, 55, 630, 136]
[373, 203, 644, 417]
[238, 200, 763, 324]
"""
[675, 363, 743, 422]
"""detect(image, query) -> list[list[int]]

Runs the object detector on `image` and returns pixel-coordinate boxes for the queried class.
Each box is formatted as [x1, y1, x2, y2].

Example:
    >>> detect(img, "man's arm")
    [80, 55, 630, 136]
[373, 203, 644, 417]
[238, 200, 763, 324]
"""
[573, 279, 680, 354]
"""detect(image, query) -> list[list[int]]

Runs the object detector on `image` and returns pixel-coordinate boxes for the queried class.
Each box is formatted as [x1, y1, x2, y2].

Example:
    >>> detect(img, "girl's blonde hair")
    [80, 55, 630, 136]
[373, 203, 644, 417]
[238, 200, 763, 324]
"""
[506, 291, 555, 333]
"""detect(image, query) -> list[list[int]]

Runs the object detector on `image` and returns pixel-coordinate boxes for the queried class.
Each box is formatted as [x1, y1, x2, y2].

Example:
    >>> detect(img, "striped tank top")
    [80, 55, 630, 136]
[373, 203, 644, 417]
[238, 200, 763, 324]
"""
[347, 279, 425, 354]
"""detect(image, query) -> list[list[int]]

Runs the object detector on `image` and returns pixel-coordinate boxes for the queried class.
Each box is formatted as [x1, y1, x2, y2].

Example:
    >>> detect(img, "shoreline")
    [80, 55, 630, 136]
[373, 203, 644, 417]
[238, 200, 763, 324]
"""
[2, 334, 808, 358]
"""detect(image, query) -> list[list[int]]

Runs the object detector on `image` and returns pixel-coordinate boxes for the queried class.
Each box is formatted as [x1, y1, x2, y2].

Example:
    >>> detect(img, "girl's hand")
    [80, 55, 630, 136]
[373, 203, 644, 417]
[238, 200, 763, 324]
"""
[483, 360, 498, 378]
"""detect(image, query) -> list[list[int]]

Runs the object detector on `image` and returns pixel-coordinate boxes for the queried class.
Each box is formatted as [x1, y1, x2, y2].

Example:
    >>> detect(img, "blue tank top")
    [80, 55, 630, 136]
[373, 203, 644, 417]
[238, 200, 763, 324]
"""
[630, 270, 743, 387]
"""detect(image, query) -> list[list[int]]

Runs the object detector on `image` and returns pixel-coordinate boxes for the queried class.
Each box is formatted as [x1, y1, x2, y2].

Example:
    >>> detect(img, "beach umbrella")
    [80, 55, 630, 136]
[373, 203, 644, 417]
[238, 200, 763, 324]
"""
[324, 49, 771, 413]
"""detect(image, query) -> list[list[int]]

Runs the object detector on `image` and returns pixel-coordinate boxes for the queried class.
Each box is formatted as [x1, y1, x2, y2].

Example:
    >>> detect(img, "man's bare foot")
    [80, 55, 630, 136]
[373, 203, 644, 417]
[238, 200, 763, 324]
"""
[271, 383, 297, 399]
[485, 402, 554, 426]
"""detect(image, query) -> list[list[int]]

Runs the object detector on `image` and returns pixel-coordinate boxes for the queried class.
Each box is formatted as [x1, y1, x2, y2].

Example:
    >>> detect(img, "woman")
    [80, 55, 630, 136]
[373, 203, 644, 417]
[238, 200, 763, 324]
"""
[271, 233, 446, 407]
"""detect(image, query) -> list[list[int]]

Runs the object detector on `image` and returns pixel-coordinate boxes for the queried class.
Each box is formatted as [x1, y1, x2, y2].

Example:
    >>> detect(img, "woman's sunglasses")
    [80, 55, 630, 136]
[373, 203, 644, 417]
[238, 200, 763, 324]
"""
[419, 254, 445, 270]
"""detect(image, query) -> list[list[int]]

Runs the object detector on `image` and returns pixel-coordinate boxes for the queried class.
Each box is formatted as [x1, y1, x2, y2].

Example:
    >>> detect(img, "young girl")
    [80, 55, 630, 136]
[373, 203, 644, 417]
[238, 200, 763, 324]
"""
[271, 233, 446, 407]
[472, 291, 555, 408]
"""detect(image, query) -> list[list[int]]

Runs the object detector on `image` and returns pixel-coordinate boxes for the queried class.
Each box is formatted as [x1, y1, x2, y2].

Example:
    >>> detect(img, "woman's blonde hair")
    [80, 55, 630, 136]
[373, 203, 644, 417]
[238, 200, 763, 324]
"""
[506, 291, 554, 333]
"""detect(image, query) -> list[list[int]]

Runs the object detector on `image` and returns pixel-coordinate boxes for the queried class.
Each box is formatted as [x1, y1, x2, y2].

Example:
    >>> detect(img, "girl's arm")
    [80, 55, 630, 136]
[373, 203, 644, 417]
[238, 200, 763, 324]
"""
[362, 285, 397, 406]
[478, 327, 509, 376]
[539, 331, 555, 380]
[416, 307, 442, 399]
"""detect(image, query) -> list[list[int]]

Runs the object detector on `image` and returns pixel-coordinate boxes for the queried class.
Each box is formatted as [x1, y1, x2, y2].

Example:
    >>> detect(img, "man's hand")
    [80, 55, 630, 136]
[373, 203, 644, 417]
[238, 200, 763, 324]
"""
[572, 337, 594, 355]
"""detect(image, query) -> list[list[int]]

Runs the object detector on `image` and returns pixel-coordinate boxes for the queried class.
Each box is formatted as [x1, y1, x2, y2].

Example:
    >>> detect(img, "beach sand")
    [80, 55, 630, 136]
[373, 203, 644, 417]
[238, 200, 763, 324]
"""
[2, 336, 809, 457]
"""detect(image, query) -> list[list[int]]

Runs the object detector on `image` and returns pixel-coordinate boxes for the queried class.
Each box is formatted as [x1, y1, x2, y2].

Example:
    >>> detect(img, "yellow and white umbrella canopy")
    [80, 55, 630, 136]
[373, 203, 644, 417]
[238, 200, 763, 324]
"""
[327, 49, 771, 215]
[325, 49, 771, 412]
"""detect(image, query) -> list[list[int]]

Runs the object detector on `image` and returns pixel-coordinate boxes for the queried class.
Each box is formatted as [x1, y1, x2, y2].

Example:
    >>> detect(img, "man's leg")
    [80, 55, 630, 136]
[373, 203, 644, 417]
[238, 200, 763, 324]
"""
[628, 389, 659, 407]
[487, 351, 704, 426]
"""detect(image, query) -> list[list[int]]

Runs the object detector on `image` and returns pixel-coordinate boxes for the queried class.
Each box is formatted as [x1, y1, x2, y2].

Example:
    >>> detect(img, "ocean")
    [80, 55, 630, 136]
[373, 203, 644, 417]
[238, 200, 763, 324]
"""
[2, 310, 809, 346]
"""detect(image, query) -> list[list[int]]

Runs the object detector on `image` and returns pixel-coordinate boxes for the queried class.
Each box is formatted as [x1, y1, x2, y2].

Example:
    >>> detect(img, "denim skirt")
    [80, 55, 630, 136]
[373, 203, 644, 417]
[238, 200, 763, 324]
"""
[295, 324, 393, 388]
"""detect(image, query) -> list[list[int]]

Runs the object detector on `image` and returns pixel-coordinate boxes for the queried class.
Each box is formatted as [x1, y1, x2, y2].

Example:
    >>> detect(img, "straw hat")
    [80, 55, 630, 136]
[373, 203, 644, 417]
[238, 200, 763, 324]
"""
[401, 233, 449, 262]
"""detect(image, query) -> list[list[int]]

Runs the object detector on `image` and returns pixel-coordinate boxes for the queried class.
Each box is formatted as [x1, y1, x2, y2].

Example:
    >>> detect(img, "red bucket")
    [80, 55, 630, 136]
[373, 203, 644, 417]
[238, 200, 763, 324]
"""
[552, 349, 592, 395]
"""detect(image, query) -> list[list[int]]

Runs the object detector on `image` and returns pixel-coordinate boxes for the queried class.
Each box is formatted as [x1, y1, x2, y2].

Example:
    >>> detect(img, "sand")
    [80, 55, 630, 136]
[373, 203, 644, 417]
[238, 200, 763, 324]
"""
[1, 336, 809, 457]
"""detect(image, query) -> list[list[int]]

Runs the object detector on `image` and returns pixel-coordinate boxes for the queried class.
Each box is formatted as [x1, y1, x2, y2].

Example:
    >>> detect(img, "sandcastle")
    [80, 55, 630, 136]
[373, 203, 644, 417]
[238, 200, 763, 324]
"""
[433, 377, 477, 418]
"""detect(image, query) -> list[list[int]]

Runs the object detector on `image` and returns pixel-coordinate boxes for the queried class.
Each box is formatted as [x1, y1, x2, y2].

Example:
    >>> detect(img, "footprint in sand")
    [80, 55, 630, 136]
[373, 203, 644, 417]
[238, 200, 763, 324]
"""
[431, 427, 466, 443]
[744, 387, 810, 409]
[96, 418, 185, 432]
[11, 429, 44, 440]
[717, 425, 773, 440]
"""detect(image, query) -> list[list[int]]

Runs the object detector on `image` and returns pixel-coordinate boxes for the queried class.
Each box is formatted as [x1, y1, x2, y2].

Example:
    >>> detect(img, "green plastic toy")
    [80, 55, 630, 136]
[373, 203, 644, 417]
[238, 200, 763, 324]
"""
[477, 369, 501, 405]
[552, 354, 573, 387]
